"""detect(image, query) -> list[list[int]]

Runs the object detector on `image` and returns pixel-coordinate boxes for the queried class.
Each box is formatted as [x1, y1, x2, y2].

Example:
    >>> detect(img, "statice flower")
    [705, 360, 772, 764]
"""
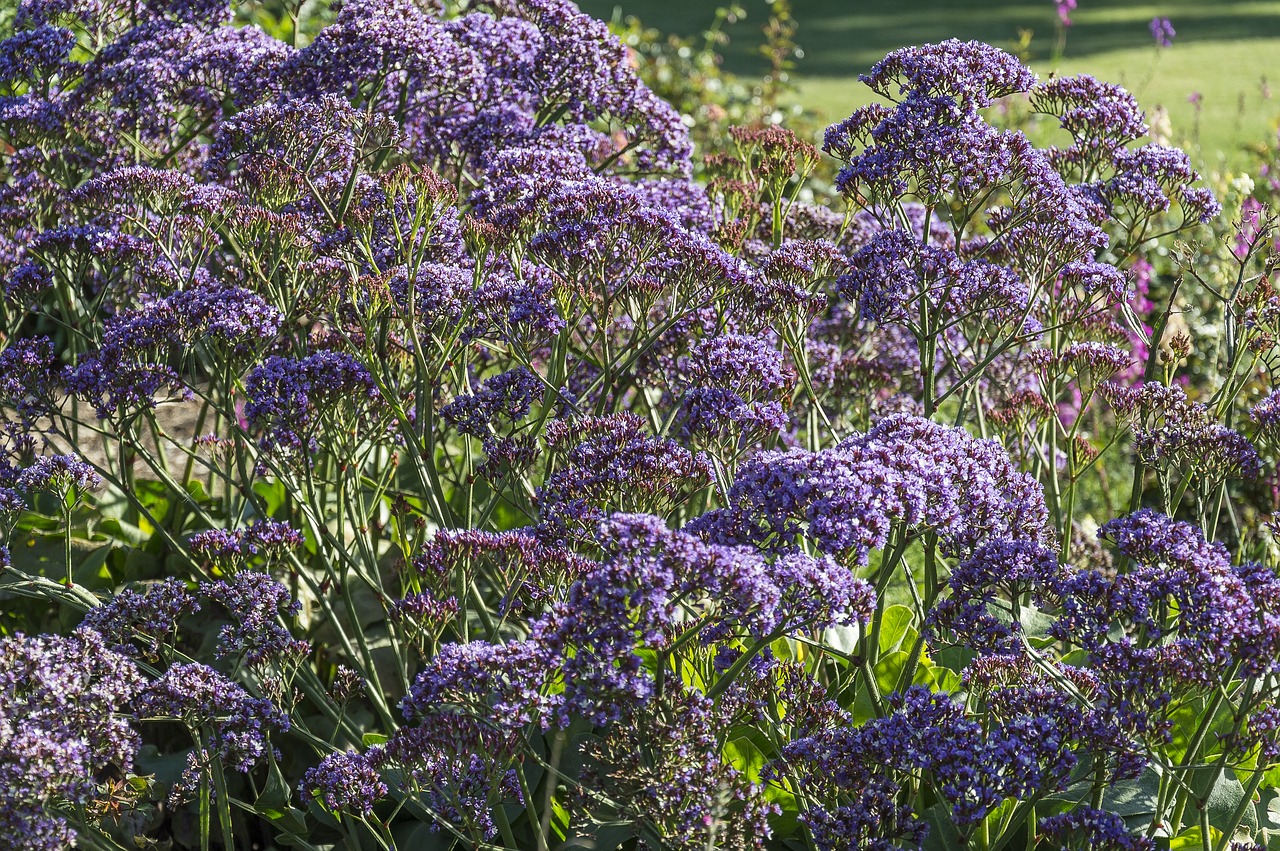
[538, 414, 713, 536]
[1096, 144, 1220, 223]
[187, 518, 305, 570]
[300, 750, 387, 816]
[1125, 382, 1261, 481]
[778, 685, 1085, 846]
[441, 367, 542, 438]
[839, 228, 1031, 328]
[0, 338, 65, 431]
[675, 333, 794, 443]
[372, 714, 523, 842]
[403, 638, 559, 731]
[200, 572, 310, 665]
[15, 454, 101, 495]
[243, 351, 383, 457]
[1040, 807, 1154, 850]
[928, 538, 1066, 653]
[1047, 511, 1264, 740]
[412, 527, 591, 611]
[0, 629, 144, 851]
[1149, 17, 1175, 48]
[79, 577, 199, 657]
[69, 284, 281, 417]
[133, 663, 288, 782]
[409, 513, 874, 733]
[1034, 74, 1146, 162]
[1250, 389, 1280, 444]
[696, 414, 1052, 562]
[860, 40, 1038, 110]
[579, 691, 775, 850]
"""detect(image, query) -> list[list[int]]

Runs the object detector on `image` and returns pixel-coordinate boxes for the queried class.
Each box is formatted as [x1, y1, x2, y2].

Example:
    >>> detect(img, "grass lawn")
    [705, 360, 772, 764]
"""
[579, 0, 1280, 169]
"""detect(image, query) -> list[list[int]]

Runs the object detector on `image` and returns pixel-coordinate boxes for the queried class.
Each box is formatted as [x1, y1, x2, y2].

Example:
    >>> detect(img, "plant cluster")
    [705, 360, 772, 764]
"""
[2, 1, 1280, 850]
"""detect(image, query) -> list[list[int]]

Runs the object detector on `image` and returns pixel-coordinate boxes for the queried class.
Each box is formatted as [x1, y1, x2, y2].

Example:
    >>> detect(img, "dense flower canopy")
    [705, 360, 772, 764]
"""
[0, 2, 1273, 850]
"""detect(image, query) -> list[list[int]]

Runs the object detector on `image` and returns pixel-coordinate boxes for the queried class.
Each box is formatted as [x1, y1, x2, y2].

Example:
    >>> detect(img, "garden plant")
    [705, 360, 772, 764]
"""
[2, 1, 1280, 850]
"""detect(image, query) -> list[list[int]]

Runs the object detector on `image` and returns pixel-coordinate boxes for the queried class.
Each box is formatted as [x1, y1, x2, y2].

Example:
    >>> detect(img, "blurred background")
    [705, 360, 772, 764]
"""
[576, 0, 1280, 169]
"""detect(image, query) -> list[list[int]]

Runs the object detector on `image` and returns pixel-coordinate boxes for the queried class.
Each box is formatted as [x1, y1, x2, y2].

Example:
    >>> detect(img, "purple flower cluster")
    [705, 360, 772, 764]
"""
[693, 414, 1052, 562]
[133, 662, 288, 782]
[187, 519, 305, 569]
[675, 333, 794, 442]
[243, 352, 382, 457]
[69, 284, 281, 418]
[538, 414, 714, 536]
[777, 684, 1106, 847]
[80, 577, 200, 657]
[0, 629, 144, 851]
[0, 0, 1245, 843]
[14, 454, 101, 495]
[405, 512, 874, 730]
[200, 572, 310, 665]
[1120, 381, 1262, 482]
[1047, 511, 1273, 739]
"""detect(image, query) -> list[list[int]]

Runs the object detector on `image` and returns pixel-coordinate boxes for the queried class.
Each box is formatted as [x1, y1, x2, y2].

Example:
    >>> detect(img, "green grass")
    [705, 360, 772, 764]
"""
[580, 0, 1280, 169]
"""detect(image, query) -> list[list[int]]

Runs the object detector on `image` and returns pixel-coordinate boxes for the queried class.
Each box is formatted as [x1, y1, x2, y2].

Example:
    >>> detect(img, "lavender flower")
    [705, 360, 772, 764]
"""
[300, 750, 387, 816]
[1149, 17, 1175, 48]
[80, 578, 199, 657]
[133, 662, 288, 777]
[200, 572, 309, 665]
[0, 629, 144, 851]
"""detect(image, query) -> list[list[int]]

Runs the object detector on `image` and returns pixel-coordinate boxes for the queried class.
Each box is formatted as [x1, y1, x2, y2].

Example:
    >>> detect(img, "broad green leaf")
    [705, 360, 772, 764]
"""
[878, 605, 916, 655]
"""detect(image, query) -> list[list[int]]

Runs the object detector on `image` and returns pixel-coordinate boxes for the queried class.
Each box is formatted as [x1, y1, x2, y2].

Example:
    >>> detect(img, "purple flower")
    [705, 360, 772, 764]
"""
[80, 578, 199, 657]
[0, 629, 144, 851]
[200, 572, 310, 666]
[777, 685, 1088, 844]
[1056, 0, 1078, 26]
[675, 334, 794, 442]
[187, 519, 305, 569]
[860, 40, 1037, 110]
[133, 662, 288, 777]
[1040, 807, 1154, 850]
[1149, 17, 1175, 48]
[300, 750, 387, 815]
[15, 454, 101, 494]
[441, 368, 542, 438]
[243, 351, 382, 457]
[537, 414, 713, 537]
[373, 714, 523, 841]
[695, 414, 1052, 563]
[1250, 389, 1280, 443]
[69, 284, 281, 418]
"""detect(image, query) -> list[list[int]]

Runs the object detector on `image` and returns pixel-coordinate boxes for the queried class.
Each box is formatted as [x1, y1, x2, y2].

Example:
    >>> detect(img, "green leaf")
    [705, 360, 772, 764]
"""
[920, 803, 964, 851]
[1192, 768, 1259, 835]
[877, 605, 916, 655]
[361, 732, 389, 747]
[1170, 825, 1222, 850]
[73, 543, 114, 587]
